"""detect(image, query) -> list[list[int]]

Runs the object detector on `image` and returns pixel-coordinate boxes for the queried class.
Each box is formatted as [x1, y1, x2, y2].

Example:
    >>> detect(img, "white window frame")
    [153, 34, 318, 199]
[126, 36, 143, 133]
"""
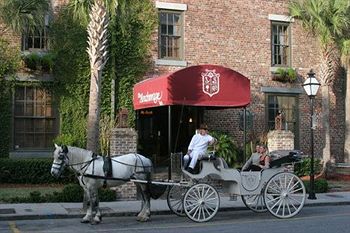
[156, 1, 187, 67]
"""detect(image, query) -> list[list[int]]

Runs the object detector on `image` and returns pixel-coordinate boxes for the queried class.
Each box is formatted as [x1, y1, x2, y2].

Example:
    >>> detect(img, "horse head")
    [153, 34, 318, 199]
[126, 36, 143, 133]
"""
[51, 144, 69, 178]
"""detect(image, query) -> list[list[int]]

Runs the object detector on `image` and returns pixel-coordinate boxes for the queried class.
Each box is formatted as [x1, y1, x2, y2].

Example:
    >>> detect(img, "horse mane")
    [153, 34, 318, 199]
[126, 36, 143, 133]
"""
[67, 146, 94, 162]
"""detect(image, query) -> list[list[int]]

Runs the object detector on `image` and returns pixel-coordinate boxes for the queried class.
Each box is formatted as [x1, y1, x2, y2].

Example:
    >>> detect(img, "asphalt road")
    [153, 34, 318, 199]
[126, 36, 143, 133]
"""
[1, 205, 350, 233]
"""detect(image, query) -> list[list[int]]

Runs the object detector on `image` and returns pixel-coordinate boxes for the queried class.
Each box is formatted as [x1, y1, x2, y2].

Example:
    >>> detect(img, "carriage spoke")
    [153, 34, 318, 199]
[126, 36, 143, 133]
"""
[290, 187, 303, 194]
[286, 176, 295, 190]
[288, 195, 303, 205]
[185, 201, 199, 209]
[268, 185, 281, 194]
[266, 195, 281, 204]
[288, 180, 301, 192]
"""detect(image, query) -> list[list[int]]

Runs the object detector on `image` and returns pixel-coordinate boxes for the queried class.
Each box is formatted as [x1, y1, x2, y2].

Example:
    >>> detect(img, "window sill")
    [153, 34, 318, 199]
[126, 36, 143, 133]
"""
[155, 59, 187, 67]
[270, 66, 289, 73]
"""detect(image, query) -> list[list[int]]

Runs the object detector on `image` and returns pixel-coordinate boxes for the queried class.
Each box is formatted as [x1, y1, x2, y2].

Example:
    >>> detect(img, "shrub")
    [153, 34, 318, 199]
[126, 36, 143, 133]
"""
[23, 53, 41, 70]
[272, 67, 298, 83]
[303, 179, 329, 193]
[41, 53, 55, 72]
[294, 157, 322, 177]
[0, 158, 75, 184]
[210, 131, 241, 168]
[1, 183, 116, 203]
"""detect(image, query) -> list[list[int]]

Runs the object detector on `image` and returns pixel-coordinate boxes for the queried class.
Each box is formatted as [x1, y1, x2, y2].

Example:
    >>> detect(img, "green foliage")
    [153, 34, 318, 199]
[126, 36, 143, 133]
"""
[210, 131, 241, 168]
[53, 133, 83, 148]
[22, 52, 55, 72]
[273, 67, 298, 83]
[50, 0, 156, 148]
[1, 183, 116, 203]
[0, 0, 49, 35]
[303, 179, 329, 193]
[22, 53, 41, 70]
[294, 157, 322, 177]
[50, 7, 90, 148]
[0, 158, 75, 184]
[0, 39, 20, 76]
[0, 39, 19, 157]
[113, 0, 157, 126]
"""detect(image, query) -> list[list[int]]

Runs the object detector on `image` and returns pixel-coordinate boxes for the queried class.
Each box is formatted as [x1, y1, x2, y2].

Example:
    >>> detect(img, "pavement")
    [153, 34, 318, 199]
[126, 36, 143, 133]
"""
[1, 191, 350, 221]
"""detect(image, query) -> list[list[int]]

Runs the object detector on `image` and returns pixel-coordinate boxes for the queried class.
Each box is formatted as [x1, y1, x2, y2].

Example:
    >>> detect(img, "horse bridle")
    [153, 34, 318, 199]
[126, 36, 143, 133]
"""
[52, 146, 69, 177]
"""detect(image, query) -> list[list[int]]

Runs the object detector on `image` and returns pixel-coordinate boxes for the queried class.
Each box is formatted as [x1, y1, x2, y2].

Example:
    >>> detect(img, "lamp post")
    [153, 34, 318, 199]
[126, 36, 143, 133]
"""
[302, 69, 320, 200]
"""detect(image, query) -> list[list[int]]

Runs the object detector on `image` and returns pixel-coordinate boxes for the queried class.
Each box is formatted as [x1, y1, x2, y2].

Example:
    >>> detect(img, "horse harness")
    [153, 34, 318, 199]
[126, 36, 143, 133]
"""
[56, 148, 152, 184]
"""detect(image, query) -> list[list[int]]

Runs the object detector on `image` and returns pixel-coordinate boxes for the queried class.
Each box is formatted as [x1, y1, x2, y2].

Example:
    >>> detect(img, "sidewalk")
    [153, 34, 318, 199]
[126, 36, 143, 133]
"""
[1, 191, 350, 221]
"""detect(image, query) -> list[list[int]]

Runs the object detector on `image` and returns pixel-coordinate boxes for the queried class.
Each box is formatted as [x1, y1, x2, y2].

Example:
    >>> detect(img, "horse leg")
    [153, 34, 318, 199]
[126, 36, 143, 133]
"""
[136, 182, 151, 222]
[89, 188, 101, 225]
[81, 188, 91, 223]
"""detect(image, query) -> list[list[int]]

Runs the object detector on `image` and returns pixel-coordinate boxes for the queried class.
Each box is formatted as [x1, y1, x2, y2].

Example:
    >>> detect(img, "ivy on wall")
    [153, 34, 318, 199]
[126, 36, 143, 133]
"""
[0, 39, 20, 157]
[50, 8, 90, 147]
[51, 0, 156, 148]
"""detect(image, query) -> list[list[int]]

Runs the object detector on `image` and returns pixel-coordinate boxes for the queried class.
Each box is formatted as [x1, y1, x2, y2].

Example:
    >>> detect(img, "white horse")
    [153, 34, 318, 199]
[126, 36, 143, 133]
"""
[51, 144, 153, 224]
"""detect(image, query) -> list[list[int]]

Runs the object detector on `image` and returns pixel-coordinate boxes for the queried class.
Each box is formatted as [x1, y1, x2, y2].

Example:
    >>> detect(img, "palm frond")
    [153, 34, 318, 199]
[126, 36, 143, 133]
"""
[0, 0, 49, 34]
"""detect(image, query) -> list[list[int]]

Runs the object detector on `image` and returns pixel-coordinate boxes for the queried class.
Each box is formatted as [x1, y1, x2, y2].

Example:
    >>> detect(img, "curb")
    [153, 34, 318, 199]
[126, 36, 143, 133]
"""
[1, 201, 350, 221]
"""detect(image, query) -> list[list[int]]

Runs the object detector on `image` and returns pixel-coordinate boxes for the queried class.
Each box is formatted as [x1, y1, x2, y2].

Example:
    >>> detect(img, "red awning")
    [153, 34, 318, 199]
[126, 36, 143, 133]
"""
[133, 65, 250, 110]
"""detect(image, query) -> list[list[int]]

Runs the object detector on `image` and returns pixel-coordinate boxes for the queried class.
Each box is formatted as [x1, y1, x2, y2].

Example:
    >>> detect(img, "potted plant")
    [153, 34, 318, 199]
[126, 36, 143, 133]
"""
[272, 67, 298, 83]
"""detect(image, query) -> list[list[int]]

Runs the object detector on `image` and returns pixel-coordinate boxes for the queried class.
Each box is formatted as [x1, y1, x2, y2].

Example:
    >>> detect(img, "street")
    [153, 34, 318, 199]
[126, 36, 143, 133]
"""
[1, 205, 350, 233]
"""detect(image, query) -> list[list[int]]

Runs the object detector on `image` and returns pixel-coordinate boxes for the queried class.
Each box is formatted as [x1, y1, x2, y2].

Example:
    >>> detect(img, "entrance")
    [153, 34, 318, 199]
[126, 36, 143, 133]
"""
[136, 106, 203, 168]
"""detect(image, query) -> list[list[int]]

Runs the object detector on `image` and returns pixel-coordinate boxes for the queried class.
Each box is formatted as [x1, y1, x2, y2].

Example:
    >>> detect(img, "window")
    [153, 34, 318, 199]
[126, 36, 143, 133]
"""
[22, 28, 48, 51]
[13, 86, 57, 150]
[266, 94, 299, 147]
[158, 10, 183, 60]
[271, 22, 290, 67]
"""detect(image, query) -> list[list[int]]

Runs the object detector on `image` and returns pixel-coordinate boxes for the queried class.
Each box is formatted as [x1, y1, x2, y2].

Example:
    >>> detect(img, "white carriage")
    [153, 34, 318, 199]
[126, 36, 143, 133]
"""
[166, 151, 306, 222]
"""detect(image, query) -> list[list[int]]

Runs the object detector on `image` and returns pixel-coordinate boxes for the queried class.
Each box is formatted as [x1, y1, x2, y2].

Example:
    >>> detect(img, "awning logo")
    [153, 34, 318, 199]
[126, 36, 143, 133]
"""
[138, 91, 163, 105]
[202, 69, 220, 97]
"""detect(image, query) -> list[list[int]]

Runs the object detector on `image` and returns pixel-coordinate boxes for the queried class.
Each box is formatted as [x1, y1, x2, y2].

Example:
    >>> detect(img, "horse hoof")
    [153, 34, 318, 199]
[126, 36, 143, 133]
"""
[138, 217, 150, 222]
[93, 216, 102, 223]
[80, 219, 90, 224]
[90, 220, 98, 225]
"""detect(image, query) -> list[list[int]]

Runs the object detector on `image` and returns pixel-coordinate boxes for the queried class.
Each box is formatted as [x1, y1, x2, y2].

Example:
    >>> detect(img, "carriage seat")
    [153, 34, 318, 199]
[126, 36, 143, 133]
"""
[198, 152, 229, 171]
[269, 150, 302, 168]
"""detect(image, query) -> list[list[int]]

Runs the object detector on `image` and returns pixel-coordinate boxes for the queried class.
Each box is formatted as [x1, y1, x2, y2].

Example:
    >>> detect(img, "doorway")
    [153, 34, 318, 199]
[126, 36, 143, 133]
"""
[136, 106, 203, 168]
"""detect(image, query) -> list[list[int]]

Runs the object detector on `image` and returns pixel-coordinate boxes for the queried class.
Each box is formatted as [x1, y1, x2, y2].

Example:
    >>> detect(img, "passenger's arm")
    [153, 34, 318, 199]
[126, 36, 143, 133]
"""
[261, 156, 271, 169]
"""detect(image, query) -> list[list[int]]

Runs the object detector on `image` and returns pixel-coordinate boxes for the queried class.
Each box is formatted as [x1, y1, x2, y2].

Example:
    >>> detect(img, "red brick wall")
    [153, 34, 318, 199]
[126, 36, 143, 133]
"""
[149, 0, 345, 162]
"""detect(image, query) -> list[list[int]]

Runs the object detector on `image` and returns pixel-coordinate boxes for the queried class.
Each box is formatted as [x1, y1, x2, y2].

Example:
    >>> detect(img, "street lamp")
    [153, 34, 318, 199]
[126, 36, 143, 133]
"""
[302, 69, 320, 200]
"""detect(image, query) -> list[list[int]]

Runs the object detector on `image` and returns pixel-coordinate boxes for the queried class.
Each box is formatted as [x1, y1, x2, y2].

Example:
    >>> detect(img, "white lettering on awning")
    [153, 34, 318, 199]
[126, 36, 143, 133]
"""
[138, 92, 163, 105]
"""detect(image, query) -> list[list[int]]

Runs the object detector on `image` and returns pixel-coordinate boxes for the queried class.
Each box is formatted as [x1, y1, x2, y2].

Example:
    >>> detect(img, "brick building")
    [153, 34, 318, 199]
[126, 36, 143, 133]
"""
[135, 0, 344, 166]
[0, 0, 345, 165]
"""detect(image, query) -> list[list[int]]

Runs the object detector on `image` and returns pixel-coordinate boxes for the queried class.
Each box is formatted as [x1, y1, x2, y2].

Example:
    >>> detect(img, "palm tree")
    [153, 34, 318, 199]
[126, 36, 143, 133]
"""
[68, 0, 126, 153]
[0, 0, 49, 36]
[289, 0, 350, 168]
[342, 39, 350, 162]
[85, 0, 109, 153]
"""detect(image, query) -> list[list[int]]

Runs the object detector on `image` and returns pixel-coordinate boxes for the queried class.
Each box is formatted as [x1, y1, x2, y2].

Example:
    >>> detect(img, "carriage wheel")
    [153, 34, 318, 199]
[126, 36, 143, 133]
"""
[264, 172, 306, 218]
[167, 185, 188, 216]
[241, 193, 267, 213]
[183, 183, 220, 222]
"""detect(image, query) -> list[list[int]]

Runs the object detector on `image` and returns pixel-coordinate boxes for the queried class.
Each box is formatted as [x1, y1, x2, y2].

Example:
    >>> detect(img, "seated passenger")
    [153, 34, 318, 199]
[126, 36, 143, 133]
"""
[242, 144, 270, 171]
[183, 123, 217, 174]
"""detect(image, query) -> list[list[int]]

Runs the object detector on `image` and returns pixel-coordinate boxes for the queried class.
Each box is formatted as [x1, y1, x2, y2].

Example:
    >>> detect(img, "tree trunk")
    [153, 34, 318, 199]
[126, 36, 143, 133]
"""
[321, 85, 331, 166]
[344, 67, 350, 163]
[87, 69, 102, 152]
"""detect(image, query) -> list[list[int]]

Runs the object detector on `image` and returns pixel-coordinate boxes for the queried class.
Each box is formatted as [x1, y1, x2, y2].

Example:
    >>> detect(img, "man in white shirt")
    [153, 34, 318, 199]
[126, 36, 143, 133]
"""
[183, 123, 217, 174]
